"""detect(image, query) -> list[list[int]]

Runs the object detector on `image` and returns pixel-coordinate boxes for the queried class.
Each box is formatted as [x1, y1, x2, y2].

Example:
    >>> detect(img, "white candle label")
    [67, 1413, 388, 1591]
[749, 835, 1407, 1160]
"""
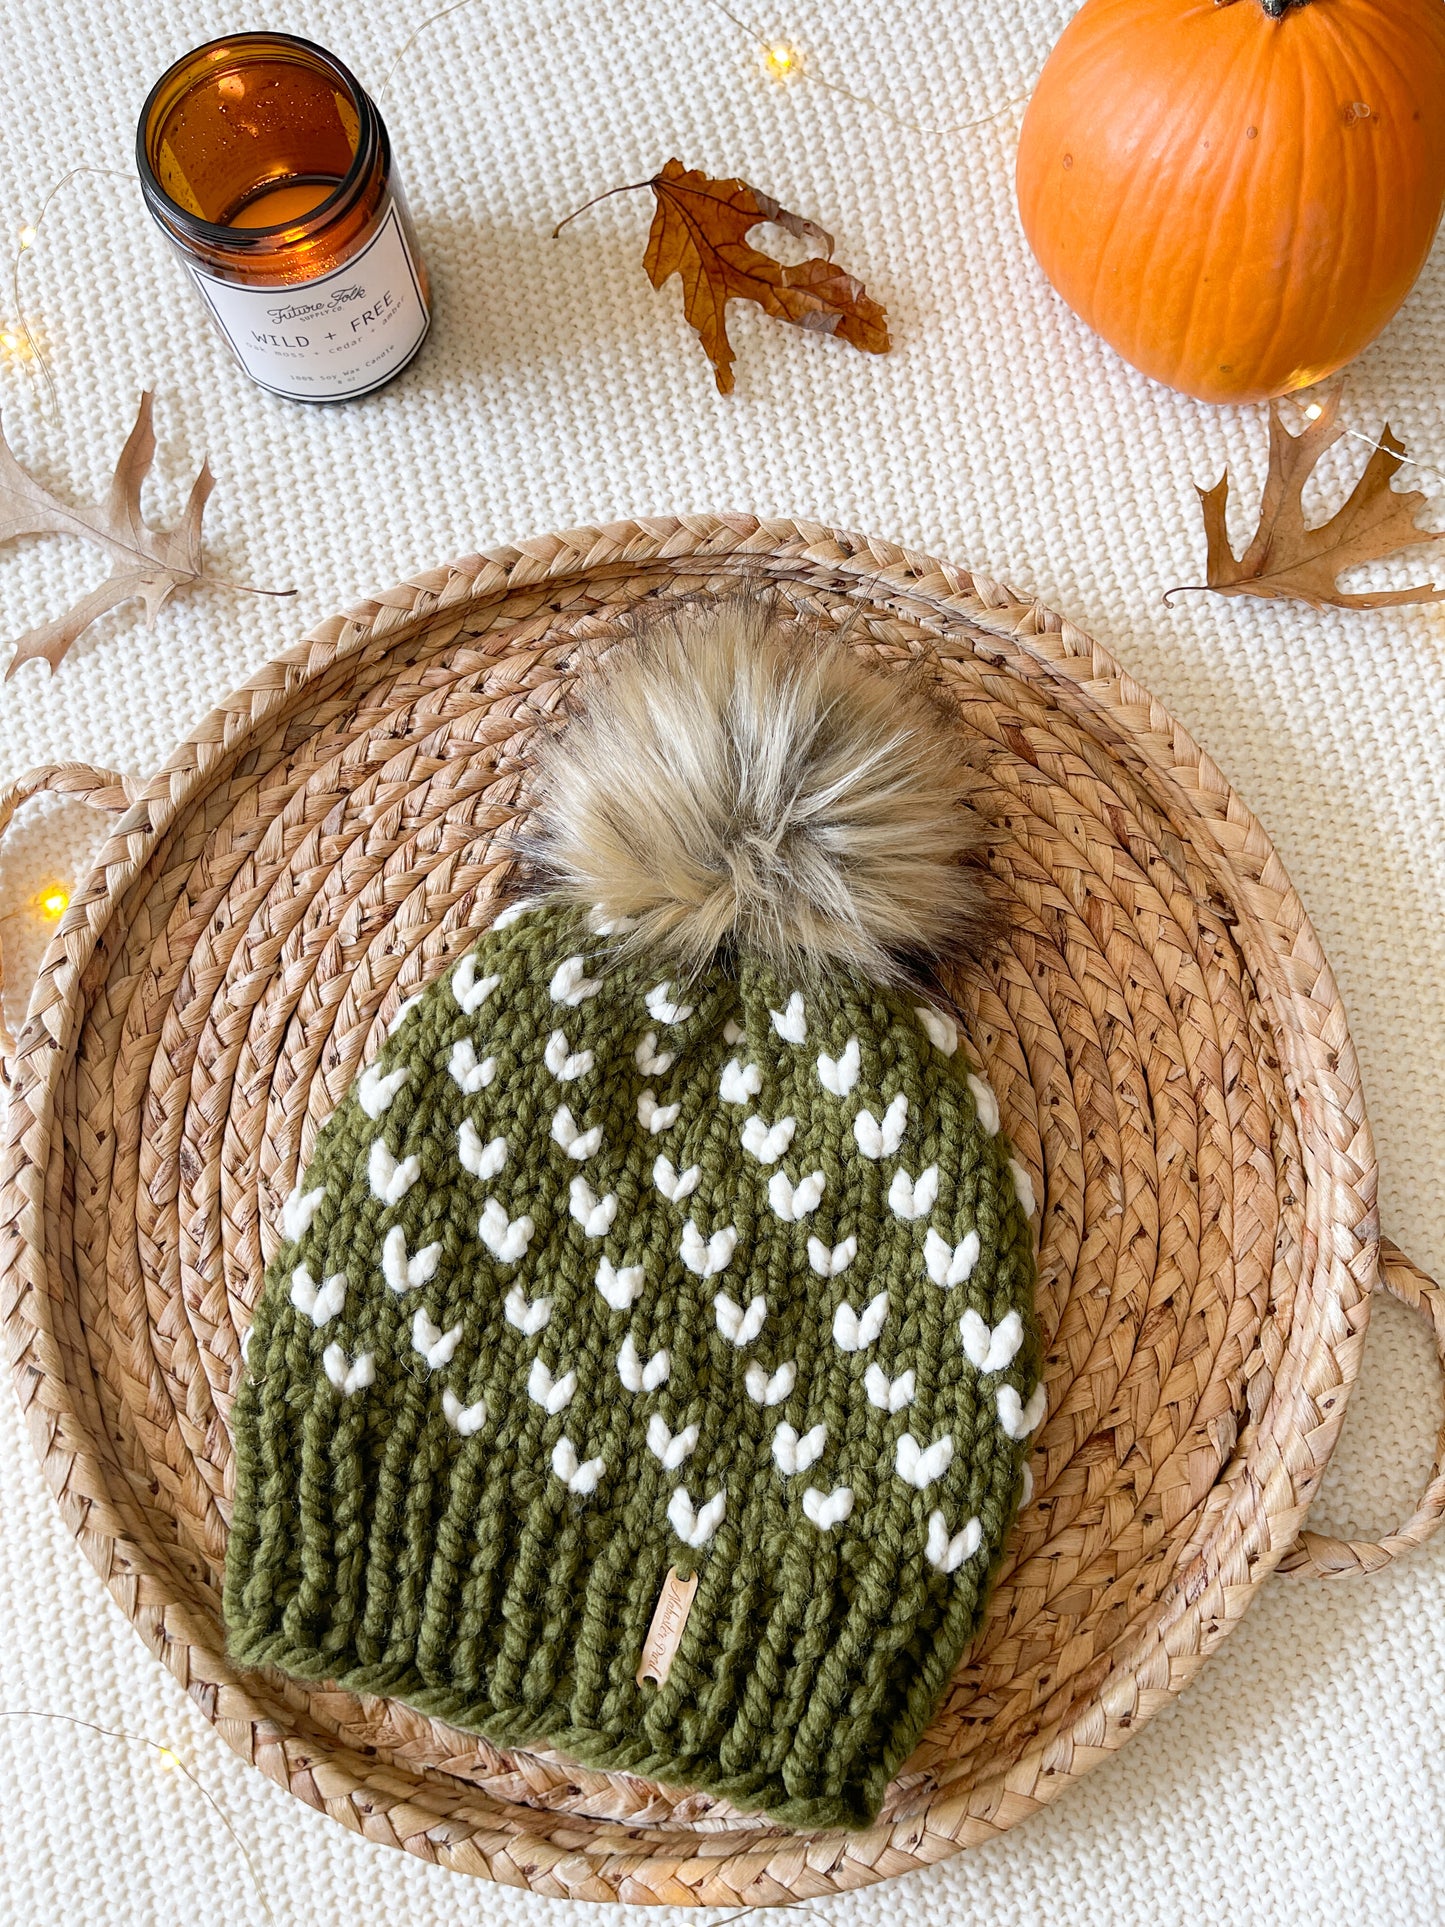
[187, 203, 429, 402]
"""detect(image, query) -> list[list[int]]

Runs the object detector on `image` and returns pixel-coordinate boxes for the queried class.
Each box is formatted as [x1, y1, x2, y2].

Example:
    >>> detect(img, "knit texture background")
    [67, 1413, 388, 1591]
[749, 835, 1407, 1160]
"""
[225, 902, 1038, 1829]
[1, 0, 1444, 1920]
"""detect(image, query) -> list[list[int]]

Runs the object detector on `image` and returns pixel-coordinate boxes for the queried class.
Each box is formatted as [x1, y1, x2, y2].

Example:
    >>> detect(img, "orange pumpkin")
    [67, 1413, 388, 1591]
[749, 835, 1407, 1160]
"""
[1016, 0, 1445, 403]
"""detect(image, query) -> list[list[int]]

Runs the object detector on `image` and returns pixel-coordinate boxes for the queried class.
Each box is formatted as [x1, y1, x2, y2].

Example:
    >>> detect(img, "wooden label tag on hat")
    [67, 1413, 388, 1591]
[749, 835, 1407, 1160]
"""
[637, 1567, 698, 1687]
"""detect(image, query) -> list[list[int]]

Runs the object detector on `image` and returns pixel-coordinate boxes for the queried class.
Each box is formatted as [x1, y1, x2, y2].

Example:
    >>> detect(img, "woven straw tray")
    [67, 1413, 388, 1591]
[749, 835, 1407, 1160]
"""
[4, 516, 1444, 1907]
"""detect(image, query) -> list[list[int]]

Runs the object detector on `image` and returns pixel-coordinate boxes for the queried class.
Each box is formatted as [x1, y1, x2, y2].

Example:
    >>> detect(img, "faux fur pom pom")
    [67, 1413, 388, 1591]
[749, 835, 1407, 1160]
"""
[524, 596, 1000, 984]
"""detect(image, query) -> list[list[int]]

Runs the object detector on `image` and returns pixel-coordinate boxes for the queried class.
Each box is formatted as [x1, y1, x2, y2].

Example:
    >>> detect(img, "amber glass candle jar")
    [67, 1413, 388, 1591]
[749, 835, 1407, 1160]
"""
[137, 33, 430, 403]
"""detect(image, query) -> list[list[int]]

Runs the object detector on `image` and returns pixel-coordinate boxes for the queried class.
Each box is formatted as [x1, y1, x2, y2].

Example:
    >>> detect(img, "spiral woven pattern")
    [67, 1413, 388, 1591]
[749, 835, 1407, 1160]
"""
[0, 518, 1382, 1904]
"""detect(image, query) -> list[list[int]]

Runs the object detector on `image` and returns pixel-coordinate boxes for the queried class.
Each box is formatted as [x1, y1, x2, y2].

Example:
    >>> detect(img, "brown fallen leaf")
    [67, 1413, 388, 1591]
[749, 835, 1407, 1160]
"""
[555, 158, 890, 394]
[1172, 383, 1445, 611]
[0, 389, 291, 679]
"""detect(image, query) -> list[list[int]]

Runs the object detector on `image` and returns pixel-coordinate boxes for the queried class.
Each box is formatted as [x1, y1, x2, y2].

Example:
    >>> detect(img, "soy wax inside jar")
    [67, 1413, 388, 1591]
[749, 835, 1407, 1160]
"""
[138, 34, 430, 403]
[230, 183, 338, 228]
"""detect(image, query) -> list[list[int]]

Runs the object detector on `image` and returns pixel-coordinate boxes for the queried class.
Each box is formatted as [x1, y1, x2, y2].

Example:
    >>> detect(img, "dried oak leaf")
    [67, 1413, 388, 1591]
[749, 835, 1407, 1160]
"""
[1177, 384, 1445, 611]
[0, 389, 286, 679]
[557, 158, 890, 394]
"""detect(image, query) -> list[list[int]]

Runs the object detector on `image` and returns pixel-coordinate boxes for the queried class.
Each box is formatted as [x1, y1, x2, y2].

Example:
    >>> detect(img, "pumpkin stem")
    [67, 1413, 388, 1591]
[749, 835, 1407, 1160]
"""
[1255, 0, 1310, 15]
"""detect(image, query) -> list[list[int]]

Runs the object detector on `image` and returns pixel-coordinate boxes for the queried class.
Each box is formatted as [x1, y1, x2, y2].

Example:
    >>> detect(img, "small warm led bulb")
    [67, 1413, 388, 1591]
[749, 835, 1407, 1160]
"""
[17, 224, 36, 250]
[0, 324, 36, 365]
[763, 42, 801, 79]
[1303, 402, 1324, 420]
[156, 1745, 181, 1772]
[37, 885, 70, 920]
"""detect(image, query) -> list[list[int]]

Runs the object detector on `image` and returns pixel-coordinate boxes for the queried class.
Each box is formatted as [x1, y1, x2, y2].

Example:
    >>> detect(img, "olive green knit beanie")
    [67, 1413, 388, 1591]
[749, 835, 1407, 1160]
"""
[224, 598, 1041, 1830]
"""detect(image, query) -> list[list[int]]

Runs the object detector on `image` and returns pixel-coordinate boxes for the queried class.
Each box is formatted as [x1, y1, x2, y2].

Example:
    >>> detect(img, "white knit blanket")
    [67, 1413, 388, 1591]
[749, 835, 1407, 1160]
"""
[2, 3, 1443, 1922]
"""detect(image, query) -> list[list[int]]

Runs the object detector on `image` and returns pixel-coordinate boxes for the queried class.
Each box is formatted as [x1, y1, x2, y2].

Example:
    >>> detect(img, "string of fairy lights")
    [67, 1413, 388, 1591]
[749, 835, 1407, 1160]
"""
[1299, 397, 1445, 492]
[0, 5, 1038, 1898]
[1, 0, 1037, 388]
[0, 7, 1440, 1897]
[0, 34, 1438, 964]
[0, 5, 1438, 976]
[701, 0, 1034, 133]
[0, 1711, 275, 1923]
